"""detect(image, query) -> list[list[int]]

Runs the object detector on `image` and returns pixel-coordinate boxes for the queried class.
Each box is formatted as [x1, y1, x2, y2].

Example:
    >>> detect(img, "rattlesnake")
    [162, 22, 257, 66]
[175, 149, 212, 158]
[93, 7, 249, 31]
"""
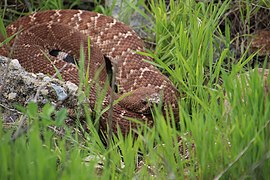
[0, 10, 180, 134]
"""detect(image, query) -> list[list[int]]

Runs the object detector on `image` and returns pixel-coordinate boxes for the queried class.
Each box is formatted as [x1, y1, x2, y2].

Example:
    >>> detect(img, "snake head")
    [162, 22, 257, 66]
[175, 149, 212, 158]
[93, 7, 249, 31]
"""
[118, 87, 161, 114]
[139, 92, 161, 113]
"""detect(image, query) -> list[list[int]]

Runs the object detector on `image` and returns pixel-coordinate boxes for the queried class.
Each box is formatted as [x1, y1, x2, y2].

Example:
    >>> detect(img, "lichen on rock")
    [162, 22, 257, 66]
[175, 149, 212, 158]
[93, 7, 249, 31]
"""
[0, 55, 84, 125]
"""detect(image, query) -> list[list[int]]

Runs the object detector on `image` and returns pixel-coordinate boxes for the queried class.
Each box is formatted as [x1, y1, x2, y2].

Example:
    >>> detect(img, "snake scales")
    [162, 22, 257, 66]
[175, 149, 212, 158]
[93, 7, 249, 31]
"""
[0, 10, 180, 134]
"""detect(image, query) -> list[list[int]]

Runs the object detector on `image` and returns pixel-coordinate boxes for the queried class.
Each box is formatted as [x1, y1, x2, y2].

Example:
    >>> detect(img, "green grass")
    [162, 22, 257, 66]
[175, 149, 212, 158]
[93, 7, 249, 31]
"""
[1, 0, 270, 179]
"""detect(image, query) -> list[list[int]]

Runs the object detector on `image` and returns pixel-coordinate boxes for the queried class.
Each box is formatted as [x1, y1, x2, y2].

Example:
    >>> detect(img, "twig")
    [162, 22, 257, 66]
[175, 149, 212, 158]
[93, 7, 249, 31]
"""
[0, 103, 22, 114]
[23, 0, 32, 12]
[108, 60, 117, 140]
[11, 115, 28, 141]
[106, 59, 118, 174]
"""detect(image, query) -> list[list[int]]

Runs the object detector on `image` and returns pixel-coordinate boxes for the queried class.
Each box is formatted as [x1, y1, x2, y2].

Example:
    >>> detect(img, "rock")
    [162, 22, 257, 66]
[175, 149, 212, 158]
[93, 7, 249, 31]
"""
[0, 56, 83, 124]
[105, 0, 153, 40]
[66, 81, 78, 92]
[9, 59, 21, 70]
[7, 92, 17, 100]
[51, 83, 68, 101]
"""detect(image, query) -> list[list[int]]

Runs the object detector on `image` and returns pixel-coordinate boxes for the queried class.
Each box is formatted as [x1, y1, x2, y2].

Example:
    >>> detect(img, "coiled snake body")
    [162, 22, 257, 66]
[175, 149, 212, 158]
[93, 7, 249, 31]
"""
[0, 10, 180, 134]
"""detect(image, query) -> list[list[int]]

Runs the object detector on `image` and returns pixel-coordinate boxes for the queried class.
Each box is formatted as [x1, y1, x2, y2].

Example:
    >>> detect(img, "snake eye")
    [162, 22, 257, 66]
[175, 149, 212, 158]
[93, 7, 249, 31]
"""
[49, 50, 77, 64]
[142, 100, 148, 105]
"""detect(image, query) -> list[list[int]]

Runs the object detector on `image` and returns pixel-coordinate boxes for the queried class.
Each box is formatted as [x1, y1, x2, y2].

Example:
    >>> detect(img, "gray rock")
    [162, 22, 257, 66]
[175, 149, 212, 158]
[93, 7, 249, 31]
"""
[0, 56, 83, 124]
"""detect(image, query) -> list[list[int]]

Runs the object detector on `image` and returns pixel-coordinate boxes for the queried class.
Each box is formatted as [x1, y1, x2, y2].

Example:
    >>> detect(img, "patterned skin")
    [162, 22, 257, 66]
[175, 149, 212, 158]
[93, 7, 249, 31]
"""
[0, 10, 180, 134]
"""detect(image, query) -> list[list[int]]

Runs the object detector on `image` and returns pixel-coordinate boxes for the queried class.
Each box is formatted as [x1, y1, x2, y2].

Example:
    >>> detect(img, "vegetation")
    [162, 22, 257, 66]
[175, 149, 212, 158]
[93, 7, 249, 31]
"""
[0, 0, 270, 179]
